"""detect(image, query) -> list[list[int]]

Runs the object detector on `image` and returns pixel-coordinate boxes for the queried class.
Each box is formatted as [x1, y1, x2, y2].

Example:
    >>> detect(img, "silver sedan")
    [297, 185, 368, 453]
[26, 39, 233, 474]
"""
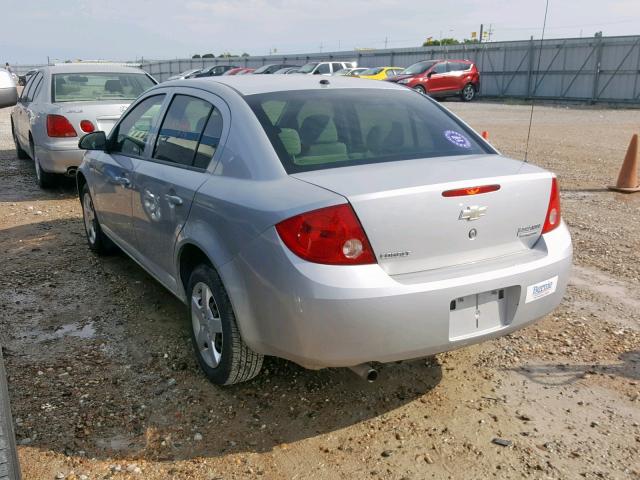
[11, 64, 156, 188]
[77, 76, 572, 385]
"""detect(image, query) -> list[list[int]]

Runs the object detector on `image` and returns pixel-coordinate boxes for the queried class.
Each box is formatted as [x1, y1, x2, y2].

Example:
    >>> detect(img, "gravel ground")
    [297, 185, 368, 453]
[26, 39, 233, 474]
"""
[0, 100, 638, 480]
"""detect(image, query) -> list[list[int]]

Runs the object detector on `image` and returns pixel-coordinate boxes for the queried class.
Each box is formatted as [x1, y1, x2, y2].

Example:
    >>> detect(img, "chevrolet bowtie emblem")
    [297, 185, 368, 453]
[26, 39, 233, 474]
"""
[459, 205, 487, 221]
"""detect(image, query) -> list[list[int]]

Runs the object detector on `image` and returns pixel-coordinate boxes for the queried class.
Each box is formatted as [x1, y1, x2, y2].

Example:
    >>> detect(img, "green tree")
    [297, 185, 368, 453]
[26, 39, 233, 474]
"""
[202, 53, 215, 58]
[241, 52, 250, 57]
[192, 54, 201, 59]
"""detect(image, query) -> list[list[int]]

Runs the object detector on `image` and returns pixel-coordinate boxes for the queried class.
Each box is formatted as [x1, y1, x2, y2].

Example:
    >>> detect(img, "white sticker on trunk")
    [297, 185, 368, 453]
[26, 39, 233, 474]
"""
[525, 276, 558, 303]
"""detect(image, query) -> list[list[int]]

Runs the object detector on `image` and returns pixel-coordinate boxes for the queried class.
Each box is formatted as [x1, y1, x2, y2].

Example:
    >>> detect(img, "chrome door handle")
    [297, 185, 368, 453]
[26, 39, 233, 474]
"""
[165, 194, 183, 206]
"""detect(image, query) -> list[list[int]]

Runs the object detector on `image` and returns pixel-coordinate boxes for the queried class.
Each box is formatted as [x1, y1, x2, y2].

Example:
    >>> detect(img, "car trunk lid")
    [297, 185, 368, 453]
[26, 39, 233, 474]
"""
[292, 155, 553, 275]
[52, 101, 131, 135]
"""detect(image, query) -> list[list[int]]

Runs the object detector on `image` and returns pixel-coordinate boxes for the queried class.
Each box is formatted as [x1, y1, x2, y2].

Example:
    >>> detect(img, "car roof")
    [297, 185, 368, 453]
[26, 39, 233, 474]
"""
[163, 75, 407, 96]
[41, 64, 148, 74]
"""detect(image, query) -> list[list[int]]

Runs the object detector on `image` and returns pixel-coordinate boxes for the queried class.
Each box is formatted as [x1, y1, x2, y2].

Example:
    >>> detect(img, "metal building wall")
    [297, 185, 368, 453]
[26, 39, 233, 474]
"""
[141, 35, 640, 104]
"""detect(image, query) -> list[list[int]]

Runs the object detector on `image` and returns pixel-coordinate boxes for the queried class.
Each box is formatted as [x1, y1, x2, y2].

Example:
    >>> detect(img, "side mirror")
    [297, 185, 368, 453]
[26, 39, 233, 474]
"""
[0, 70, 18, 108]
[79, 131, 107, 151]
[426, 71, 434, 78]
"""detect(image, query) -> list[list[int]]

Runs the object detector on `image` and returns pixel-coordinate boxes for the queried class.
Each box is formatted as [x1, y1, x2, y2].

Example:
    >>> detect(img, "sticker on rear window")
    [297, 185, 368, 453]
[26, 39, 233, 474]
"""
[444, 130, 471, 149]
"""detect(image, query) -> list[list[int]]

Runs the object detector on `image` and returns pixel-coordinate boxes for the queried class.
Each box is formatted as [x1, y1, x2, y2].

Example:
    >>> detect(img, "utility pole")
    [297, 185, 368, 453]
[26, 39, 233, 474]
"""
[488, 24, 493, 42]
[384, 36, 388, 49]
[319, 41, 323, 53]
[479, 24, 484, 44]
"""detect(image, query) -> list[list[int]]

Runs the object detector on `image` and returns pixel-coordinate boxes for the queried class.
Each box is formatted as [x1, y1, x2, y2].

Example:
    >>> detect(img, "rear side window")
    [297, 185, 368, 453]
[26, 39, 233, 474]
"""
[21, 73, 40, 103]
[153, 95, 214, 167]
[246, 89, 490, 173]
[449, 62, 471, 72]
[331, 63, 344, 73]
[316, 64, 331, 74]
[111, 95, 165, 157]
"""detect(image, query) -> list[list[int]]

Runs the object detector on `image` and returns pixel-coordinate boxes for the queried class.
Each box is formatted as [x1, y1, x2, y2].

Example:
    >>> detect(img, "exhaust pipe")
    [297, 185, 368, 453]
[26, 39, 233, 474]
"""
[348, 363, 378, 382]
[66, 167, 78, 177]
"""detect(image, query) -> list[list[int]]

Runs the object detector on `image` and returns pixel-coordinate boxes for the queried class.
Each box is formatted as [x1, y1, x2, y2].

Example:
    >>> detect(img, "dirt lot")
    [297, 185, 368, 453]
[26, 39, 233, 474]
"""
[0, 100, 638, 480]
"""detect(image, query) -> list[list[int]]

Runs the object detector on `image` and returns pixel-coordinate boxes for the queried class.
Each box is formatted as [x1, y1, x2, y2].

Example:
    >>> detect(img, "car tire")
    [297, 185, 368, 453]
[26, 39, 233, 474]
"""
[461, 83, 476, 102]
[11, 124, 28, 160]
[80, 184, 114, 255]
[30, 141, 56, 189]
[0, 348, 21, 480]
[187, 264, 263, 386]
[413, 85, 426, 95]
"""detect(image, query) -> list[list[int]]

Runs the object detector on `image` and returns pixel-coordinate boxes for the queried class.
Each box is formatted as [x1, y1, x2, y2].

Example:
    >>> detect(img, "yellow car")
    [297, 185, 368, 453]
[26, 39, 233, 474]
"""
[359, 66, 405, 80]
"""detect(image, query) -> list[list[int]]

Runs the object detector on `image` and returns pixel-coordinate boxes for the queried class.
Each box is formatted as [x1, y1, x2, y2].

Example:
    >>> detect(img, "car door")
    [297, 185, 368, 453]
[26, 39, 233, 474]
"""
[425, 61, 449, 94]
[130, 89, 228, 291]
[90, 93, 167, 252]
[14, 73, 39, 146]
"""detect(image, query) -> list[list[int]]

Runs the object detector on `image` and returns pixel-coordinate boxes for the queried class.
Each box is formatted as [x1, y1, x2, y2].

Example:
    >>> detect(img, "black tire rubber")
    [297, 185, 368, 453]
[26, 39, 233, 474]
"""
[80, 184, 114, 255]
[11, 124, 28, 160]
[461, 83, 476, 102]
[30, 141, 57, 189]
[413, 85, 426, 94]
[0, 349, 21, 480]
[187, 264, 263, 385]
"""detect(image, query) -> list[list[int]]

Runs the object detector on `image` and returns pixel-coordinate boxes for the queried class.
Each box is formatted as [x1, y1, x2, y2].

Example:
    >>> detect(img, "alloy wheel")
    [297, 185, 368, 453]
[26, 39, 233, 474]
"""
[82, 192, 97, 245]
[463, 84, 475, 101]
[191, 282, 223, 368]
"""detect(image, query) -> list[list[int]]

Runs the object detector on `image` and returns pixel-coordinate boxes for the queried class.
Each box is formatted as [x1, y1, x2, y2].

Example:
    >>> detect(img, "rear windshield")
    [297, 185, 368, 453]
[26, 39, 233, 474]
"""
[52, 72, 155, 103]
[246, 89, 490, 173]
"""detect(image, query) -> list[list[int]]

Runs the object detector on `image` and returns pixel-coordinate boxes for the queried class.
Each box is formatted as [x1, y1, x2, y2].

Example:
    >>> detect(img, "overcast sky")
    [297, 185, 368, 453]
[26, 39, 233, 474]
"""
[2, 0, 639, 64]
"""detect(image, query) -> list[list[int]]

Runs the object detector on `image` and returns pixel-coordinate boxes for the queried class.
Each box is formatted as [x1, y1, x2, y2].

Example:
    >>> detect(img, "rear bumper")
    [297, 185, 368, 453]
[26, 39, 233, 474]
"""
[222, 222, 572, 369]
[36, 146, 84, 174]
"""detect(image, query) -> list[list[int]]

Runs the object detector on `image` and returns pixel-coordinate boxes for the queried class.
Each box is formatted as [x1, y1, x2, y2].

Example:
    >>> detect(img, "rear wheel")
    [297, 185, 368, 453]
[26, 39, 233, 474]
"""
[81, 184, 113, 255]
[187, 264, 263, 385]
[30, 140, 56, 189]
[461, 83, 476, 102]
[413, 85, 426, 95]
[11, 124, 28, 160]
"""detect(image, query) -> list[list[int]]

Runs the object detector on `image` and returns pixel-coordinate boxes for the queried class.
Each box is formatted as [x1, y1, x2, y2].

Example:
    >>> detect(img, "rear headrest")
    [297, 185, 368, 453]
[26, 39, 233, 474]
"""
[104, 79, 123, 93]
[300, 114, 338, 145]
[278, 128, 301, 156]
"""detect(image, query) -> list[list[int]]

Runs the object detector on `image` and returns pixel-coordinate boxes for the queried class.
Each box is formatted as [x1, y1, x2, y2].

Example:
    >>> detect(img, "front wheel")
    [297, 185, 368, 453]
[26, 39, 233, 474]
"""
[188, 264, 263, 385]
[12, 124, 28, 160]
[461, 83, 476, 102]
[413, 84, 426, 94]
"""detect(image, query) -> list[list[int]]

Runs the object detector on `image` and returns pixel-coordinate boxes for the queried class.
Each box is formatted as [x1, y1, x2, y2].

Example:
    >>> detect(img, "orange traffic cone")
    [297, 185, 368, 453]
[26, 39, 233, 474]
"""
[608, 134, 640, 193]
[481, 131, 489, 140]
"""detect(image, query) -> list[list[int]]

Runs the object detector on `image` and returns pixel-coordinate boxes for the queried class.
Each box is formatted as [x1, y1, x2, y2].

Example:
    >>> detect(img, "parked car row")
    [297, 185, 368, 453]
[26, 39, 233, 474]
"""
[168, 59, 481, 101]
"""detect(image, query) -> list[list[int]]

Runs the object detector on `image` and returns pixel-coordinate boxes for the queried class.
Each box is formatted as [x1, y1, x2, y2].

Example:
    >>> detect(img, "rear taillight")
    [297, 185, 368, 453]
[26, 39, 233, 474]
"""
[276, 204, 376, 265]
[542, 177, 561, 234]
[80, 120, 95, 133]
[46, 114, 77, 137]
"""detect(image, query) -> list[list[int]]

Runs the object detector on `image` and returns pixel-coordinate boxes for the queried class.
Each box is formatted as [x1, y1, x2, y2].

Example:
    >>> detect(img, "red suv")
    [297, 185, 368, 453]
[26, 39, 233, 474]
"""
[387, 59, 480, 101]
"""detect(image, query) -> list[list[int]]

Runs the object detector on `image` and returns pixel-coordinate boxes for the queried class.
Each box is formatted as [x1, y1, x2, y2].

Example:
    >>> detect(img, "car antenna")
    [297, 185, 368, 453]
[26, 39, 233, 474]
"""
[524, 0, 550, 163]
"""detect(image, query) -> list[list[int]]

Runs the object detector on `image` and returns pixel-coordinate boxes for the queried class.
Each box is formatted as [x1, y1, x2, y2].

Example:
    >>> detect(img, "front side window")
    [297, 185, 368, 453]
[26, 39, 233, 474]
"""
[111, 95, 165, 157]
[432, 62, 448, 74]
[52, 72, 155, 103]
[153, 94, 220, 168]
[246, 89, 489, 174]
